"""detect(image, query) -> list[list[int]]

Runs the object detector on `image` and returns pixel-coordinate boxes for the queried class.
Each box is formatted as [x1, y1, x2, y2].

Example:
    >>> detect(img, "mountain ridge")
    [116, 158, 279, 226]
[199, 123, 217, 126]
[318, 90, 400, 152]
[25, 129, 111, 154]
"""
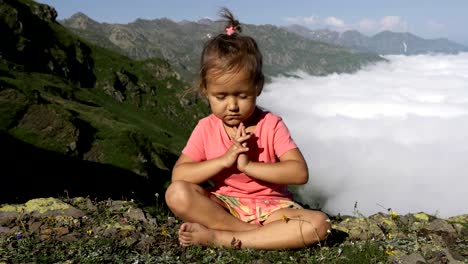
[60, 12, 384, 82]
[283, 24, 468, 55]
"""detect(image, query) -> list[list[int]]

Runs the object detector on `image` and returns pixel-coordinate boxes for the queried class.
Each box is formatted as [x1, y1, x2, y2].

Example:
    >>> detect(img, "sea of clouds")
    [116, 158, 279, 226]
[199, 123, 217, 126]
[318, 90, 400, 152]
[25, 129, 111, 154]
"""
[258, 53, 468, 218]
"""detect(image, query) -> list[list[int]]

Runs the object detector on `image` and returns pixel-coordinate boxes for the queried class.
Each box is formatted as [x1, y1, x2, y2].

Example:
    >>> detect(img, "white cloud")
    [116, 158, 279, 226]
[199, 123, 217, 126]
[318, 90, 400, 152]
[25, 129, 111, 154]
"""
[258, 53, 468, 218]
[323, 16, 346, 29]
[380, 16, 407, 32]
[284, 15, 409, 35]
[284, 16, 317, 25]
[357, 18, 377, 32]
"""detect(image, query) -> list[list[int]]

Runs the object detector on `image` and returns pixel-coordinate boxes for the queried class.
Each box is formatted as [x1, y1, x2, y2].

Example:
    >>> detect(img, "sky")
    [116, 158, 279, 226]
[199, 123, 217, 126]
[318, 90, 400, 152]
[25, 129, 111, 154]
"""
[258, 53, 468, 218]
[36, 0, 468, 46]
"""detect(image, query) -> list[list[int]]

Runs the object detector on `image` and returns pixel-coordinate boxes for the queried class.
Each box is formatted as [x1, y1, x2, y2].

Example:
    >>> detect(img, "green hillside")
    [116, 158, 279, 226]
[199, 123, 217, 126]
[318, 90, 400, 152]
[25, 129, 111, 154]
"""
[0, 0, 208, 203]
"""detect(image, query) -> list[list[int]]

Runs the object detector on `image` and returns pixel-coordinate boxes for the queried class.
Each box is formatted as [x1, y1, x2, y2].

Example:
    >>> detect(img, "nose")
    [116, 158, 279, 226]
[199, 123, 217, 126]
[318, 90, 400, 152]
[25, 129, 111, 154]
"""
[227, 97, 239, 112]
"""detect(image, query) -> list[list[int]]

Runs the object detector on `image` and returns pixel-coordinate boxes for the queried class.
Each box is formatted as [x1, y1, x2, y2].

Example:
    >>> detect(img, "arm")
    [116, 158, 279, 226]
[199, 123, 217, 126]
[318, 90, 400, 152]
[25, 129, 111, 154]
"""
[172, 129, 252, 184]
[239, 148, 309, 185]
[171, 154, 226, 184]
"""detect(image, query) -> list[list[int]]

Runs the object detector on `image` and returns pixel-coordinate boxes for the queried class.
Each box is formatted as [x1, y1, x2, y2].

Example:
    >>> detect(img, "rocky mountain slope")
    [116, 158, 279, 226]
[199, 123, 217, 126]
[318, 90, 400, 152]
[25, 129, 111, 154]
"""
[0, 0, 207, 204]
[60, 13, 384, 81]
[284, 25, 468, 55]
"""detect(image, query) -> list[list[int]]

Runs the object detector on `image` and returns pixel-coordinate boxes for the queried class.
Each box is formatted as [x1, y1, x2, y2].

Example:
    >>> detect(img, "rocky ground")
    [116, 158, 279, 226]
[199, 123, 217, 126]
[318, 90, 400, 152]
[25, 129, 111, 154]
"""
[0, 197, 466, 263]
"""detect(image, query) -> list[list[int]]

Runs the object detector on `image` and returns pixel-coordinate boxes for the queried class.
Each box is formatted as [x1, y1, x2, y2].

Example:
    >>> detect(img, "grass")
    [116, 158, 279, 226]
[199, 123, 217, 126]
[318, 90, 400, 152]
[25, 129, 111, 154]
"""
[0, 196, 389, 264]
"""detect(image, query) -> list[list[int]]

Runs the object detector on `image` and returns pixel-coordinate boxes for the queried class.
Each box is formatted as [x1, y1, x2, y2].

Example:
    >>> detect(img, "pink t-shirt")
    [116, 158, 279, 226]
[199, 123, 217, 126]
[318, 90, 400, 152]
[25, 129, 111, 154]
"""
[182, 108, 297, 199]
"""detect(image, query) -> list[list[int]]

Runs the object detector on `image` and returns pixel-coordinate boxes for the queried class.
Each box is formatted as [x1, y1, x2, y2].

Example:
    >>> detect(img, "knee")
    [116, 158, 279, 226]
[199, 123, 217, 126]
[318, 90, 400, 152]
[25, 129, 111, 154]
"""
[165, 180, 195, 212]
[303, 211, 331, 244]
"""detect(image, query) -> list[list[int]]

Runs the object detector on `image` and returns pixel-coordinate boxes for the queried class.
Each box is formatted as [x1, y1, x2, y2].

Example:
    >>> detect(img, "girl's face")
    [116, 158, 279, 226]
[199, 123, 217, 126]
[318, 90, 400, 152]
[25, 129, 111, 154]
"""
[204, 69, 258, 127]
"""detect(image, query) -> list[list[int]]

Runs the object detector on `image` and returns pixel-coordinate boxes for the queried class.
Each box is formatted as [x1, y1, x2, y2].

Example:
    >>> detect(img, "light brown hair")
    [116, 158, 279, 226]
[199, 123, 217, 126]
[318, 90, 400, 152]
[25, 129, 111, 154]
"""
[198, 7, 264, 95]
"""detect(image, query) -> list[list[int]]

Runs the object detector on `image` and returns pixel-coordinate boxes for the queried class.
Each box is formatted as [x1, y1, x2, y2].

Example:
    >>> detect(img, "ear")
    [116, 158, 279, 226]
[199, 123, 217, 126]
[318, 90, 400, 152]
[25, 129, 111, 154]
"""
[201, 87, 208, 97]
[256, 78, 264, 96]
[198, 82, 207, 95]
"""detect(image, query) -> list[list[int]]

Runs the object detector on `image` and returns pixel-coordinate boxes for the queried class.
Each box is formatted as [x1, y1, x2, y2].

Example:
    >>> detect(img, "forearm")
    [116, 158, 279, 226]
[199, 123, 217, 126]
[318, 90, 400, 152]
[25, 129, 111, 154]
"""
[172, 157, 226, 184]
[242, 160, 309, 185]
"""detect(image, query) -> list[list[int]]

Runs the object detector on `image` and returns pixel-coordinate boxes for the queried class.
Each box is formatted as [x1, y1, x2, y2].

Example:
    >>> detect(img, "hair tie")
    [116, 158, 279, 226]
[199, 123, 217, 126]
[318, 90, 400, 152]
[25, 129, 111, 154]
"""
[225, 26, 235, 36]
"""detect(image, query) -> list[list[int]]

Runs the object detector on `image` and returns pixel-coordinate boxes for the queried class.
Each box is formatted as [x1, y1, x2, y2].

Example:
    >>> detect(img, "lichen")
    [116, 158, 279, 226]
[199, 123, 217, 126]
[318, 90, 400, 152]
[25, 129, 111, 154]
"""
[413, 213, 430, 222]
[0, 204, 22, 213]
[447, 214, 468, 225]
[104, 222, 135, 231]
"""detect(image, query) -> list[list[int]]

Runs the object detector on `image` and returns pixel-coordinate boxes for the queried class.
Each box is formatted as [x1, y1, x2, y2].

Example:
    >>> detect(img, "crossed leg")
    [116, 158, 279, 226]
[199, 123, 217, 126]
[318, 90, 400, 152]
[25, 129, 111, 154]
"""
[165, 180, 331, 249]
[165, 180, 259, 232]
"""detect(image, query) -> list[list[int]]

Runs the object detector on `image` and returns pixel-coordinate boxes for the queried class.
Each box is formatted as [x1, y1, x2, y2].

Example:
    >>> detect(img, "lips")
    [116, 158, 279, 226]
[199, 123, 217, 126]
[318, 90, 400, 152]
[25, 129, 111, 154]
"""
[225, 115, 242, 122]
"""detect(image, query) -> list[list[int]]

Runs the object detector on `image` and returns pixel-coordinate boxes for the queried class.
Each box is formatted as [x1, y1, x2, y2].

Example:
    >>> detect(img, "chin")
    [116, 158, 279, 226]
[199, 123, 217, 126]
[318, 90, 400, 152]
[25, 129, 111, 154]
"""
[223, 119, 242, 127]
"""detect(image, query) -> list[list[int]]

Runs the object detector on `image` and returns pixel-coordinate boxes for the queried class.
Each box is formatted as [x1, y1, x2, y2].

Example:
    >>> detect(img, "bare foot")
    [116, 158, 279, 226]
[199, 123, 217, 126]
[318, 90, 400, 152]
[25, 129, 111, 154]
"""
[178, 222, 216, 247]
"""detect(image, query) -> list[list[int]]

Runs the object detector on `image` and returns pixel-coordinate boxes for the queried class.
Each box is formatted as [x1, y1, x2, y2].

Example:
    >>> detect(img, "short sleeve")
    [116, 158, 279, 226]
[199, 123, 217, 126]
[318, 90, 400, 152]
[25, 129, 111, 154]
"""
[182, 121, 206, 162]
[273, 118, 298, 158]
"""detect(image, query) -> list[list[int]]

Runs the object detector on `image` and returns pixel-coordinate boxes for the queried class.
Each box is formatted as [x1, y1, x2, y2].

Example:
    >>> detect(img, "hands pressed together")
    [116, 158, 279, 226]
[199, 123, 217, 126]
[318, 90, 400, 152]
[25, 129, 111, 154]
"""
[222, 122, 252, 173]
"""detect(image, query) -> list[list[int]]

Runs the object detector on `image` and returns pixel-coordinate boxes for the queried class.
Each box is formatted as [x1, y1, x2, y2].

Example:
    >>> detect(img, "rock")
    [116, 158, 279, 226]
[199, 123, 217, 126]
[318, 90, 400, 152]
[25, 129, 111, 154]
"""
[28, 220, 42, 233]
[167, 216, 177, 227]
[1, 198, 84, 218]
[0, 211, 17, 226]
[101, 222, 135, 238]
[420, 219, 458, 245]
[447, 214, 468, 226]
[135, 235, 156, 253]
[58, 232, 81, 242]
[31, 3, 57, 22]
[412, 213, 431, 222]
[424, 219, 457, 234]
[369, 212, 399, 234]
[0, 226, 13, 235]
[426, 248, 463, 264]
[334, 217, 384, 241]
[16, 105, 81, 155]
[389, 252, 427, 264]
[70, 197, 97, 212]
[124, 207, 148, 223]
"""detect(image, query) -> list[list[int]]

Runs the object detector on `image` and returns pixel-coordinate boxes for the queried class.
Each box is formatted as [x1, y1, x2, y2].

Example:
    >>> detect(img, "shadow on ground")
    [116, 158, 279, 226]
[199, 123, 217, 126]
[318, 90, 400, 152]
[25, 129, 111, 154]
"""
[0, 132, 169, 206]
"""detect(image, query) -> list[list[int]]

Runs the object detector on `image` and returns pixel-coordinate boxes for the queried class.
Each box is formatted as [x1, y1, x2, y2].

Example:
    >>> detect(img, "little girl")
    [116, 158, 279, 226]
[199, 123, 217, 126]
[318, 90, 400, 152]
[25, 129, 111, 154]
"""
[165, 8, 331, 249]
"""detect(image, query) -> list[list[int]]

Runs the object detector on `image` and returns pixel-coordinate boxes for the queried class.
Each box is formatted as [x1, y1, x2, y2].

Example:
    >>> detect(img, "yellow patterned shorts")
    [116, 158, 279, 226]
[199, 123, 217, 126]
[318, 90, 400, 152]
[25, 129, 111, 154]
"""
[212, 193, 303, 225]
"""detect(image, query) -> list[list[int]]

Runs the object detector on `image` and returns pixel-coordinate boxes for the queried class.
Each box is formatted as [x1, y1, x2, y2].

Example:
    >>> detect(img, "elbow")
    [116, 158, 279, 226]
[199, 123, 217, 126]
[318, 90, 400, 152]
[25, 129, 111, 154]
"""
[297, 172, 308, 185]
[171, 166, 181, 182]
[294, 167, 309, 185]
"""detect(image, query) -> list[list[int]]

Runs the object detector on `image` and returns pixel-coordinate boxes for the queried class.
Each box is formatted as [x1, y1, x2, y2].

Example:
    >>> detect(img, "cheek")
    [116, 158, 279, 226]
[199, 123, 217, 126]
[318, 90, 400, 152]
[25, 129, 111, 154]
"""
[242, 98, 256, 107]
[207, 98, 224, 110]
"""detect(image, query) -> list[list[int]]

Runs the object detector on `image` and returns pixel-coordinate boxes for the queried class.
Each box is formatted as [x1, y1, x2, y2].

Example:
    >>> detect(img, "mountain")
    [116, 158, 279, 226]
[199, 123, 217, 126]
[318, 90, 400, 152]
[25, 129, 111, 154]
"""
[284, 25, 468, 55]
[60, 14, 384, 81]
[0, 0, 208, 203]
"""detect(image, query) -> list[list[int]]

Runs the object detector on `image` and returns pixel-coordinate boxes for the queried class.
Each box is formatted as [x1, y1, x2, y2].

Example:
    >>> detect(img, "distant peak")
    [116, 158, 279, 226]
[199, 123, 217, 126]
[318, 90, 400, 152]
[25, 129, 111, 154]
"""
[69, 12, 92, 20]
[62, 12, 98, 29]
[197, 18, 213, 25]
[286, 24, 310, 30]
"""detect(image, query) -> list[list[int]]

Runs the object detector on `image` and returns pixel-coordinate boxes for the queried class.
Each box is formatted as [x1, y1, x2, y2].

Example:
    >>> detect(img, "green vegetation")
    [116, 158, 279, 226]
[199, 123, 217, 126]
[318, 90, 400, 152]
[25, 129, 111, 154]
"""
[1, 197, 466, 263]
[0, 197, 390, 264]
[0, 0, 207, 203]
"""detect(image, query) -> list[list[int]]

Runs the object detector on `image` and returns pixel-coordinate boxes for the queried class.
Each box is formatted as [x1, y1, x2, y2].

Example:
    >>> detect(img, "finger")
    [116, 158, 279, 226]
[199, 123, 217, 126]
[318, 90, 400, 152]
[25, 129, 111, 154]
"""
[231, 142, 249, 153]
[228, 126, 236, 140]
[236, 134, 251, 143]
[235, 124, 242, 138]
